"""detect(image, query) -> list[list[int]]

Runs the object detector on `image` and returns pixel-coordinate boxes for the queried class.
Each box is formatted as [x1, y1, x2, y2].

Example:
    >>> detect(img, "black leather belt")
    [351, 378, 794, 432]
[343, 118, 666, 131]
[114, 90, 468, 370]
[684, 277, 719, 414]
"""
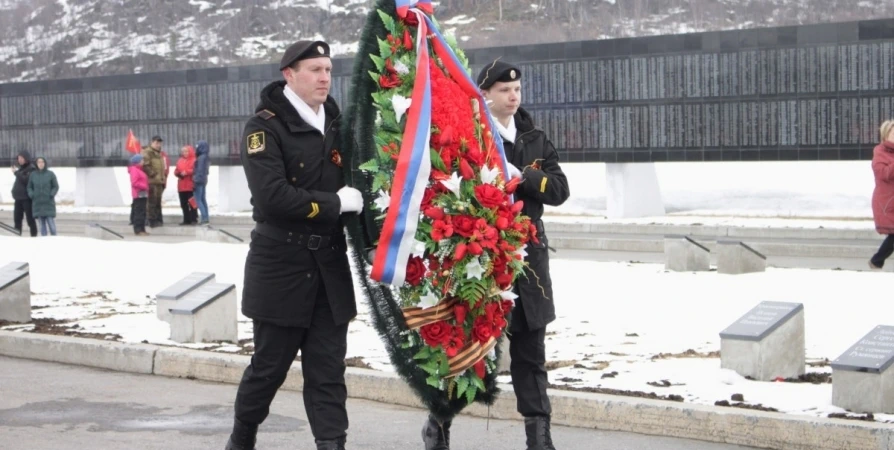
[253, 222, 343, 250]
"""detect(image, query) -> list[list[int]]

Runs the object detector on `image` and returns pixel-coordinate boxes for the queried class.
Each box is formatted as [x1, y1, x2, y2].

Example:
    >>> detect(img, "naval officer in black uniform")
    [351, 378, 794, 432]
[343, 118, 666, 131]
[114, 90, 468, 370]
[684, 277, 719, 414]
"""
[225, 40, 364, 450]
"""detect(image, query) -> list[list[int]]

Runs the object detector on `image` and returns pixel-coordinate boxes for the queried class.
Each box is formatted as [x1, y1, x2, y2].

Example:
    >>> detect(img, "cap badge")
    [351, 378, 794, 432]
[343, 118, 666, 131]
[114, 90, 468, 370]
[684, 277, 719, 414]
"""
[317, 45, 325, 54]
[510, 69, 516, 79]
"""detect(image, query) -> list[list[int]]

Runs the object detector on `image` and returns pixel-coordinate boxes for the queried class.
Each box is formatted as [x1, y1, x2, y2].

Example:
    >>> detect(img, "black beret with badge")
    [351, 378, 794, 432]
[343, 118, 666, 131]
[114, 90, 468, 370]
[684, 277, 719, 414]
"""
[279, 40, 331, 71]
[476, 60, 522, 90]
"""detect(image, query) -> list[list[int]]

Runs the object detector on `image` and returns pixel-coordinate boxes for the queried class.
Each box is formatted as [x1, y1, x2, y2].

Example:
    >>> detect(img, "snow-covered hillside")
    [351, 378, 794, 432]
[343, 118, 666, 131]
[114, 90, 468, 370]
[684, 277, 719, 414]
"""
[0, 0, 890, 83]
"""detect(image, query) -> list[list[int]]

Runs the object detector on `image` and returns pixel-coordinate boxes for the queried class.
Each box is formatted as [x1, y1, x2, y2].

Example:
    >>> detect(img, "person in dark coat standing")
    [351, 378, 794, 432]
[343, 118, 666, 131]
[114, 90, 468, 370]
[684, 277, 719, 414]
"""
[26, 156, 59, 236]
[870, 120, 894, 269]
[225, 40, 363, 450]
[10, 150, 38, 237]
[420, 61, 571, 450]
[193, 140, 211, 225]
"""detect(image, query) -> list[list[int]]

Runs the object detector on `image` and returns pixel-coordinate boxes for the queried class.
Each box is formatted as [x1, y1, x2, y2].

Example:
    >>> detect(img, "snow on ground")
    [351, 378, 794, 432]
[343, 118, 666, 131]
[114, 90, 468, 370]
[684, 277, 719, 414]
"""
[1, 235, 890, 421]
[0, 161, 876, 224]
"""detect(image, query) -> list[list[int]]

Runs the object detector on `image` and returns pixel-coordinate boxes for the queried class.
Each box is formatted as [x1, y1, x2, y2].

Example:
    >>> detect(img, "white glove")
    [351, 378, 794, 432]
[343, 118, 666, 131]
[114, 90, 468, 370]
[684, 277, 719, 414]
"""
[507, 163, 522, 179]
[337, 186, 364, 214]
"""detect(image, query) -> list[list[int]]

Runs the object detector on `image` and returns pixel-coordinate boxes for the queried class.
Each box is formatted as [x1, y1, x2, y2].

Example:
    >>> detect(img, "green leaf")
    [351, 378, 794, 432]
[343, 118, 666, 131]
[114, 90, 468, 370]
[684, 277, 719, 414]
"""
[358, 159, 379, 173]
[370, 54, 386, 73]
[439, 353, 450, 377]
[430, 149, 447, 172]
[413, 346, 431, 360]
[377, 9, 397, 35]
[426, 375, 441, 389]
[372, 172, 389, 193]
[369, 70, 380, 84]
[456, 376, 470, 399]
[464, 381, 477, 404]
[472, 374, 487, 391]
[377, 37, 392, 60]
[421, 360, 439, 376]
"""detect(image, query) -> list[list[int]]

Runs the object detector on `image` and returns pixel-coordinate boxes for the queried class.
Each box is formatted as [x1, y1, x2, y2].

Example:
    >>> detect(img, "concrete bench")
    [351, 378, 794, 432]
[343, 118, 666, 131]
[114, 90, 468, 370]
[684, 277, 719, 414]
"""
[716, 241, 767, 274]
[664, 235, 710, 272]
[720, 301, 805, 381]
[196, 226, 244, 244]
[832, 325, 894, 413]
[156, 272, 216, 322]
[168, 282, 238, 344]
[85, 223, 124, 240]
[0, 261, 31, 323]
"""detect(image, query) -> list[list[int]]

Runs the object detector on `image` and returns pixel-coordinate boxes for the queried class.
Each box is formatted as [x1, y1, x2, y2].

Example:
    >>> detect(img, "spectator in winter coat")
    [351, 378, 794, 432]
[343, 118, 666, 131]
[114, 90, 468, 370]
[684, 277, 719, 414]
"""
[129, 154, 150, 236]
[141, 136, 166, 228]
[870, 120, 894, 269]
[26, 157, 59, 237]
[174, 145, 198, 225]
[193, 140, 211, 225]
[10, 150, 37, 237]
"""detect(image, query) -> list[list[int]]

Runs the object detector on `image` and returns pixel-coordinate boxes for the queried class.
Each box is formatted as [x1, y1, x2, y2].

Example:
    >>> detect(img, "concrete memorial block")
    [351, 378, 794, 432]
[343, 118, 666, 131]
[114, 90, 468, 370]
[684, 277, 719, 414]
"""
[716, 241, 767, 275]
[196, 226, 244, 244]
[0, 221, 21, 236]
[168, 282, 238, 344]
[156, 272, 216, 322]
[85, 223, 124, 240]
[663, 235, 710, 272]
[720, 301, 805, 381]
[0, 261, 31, 323]
[831, 325, 894, 413]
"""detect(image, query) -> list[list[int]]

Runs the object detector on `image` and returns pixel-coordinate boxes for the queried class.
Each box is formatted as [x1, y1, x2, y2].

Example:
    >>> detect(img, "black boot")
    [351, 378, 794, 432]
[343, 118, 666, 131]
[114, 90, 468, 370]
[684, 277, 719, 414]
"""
[225, 418, 257, 450]
[524, 416, 556, 450]
[315, 436, 346, 450]
[421, 415, 451, 450]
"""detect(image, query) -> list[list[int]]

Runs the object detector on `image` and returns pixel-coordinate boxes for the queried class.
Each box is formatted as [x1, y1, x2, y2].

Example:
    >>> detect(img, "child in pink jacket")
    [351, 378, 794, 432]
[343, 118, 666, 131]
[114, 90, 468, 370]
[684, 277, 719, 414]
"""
[129, 154, 149, 235]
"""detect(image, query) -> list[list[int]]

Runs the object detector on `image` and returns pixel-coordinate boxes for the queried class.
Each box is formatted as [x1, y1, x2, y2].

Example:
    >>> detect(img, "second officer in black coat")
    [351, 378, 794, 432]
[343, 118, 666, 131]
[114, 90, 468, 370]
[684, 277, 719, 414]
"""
[225, 40, 364, 450]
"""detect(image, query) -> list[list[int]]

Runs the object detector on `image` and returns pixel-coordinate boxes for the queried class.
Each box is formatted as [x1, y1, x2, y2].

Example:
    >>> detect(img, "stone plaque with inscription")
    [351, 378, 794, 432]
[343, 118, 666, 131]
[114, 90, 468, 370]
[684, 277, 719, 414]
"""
[720, 301, 799, 340]
[720, 301, 805, 381]
[832, 325, 894, 414]
[832, 326, 894, 373]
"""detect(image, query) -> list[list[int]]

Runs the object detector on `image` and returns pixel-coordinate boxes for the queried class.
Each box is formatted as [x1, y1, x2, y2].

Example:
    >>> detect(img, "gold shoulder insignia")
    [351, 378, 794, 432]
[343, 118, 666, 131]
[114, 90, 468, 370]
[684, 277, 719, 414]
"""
[256, 109, 276, 120]
[247, 131, 266, 154]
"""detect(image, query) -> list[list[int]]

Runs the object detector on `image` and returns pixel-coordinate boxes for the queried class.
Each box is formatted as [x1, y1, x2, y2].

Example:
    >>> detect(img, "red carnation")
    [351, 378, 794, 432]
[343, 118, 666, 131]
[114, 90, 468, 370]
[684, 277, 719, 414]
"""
[454, 303, 469, 325]
[475, 184, 505, 209]
[405, 256, 426, 286]
[459, 158, 475, 180]
[444, 326, 465, 357]
[468, 241, 483, 256]
[379, 73, 402, 89]
[401, 12, 419, 26]
[423, 207, 445, 220]
[473, 359, 486, 379]
[472, 316, 494, 343]
[403, 29, 414, 50]
[420, 320, 451, 347]
[452, 215, 478, 238]
[421, 188, 437, 209]
[431, 219, 454, 241]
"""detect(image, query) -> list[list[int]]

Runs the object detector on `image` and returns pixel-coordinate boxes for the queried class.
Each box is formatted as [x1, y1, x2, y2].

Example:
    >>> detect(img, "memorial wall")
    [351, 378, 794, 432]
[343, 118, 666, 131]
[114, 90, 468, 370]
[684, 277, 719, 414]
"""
[1, 18, 893, 166]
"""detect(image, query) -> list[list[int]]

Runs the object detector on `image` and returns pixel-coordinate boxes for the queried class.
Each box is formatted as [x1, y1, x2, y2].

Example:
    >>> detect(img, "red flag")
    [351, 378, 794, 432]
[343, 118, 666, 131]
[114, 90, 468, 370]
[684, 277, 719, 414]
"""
[125, 129, 141, 154]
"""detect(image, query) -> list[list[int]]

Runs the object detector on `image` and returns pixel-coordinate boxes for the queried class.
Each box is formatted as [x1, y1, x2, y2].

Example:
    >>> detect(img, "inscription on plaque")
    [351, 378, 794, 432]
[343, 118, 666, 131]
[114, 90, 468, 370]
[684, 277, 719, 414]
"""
[832, 325, 894, 373]
[720, 301, 803, 341]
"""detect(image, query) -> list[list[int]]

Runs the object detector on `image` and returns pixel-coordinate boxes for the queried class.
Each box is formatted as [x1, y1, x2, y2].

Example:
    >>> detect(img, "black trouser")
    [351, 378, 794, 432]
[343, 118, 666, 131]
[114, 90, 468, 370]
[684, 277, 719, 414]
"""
[13, 199, 37, 237]
[234, 284, 349, 441]
[147, 184, 163, 225]
[131, 198, 147, 234]
[872, 234, 894, 268]
[509, 301, 551, 417]
[178, 191, 197, 224]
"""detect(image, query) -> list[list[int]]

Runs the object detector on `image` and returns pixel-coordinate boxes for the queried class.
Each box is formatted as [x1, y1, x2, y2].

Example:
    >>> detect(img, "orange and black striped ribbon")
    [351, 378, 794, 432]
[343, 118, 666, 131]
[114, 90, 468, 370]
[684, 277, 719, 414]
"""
[402, 297, 458, 330]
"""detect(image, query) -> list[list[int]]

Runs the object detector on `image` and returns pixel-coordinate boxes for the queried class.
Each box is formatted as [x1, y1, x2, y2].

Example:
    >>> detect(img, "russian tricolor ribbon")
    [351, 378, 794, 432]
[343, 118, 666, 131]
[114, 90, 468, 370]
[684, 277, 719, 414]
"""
[370, 1, 511, 286]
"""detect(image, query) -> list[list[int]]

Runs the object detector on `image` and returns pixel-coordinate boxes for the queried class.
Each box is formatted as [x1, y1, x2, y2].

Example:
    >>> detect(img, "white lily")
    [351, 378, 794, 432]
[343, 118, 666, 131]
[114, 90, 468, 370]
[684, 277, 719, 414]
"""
[479, 165, 501, 185]
[440, 172, 462, 196]
[514, 244, 528, 261]
[465, 257, 484, 280]
[394, 60, 410, 75]
[392, 95, 412, 123]
[500, 290, 518, 303]
[373, 189, 391, 211]
[418, 290, 440, 309]
[410, 238, 427, 257]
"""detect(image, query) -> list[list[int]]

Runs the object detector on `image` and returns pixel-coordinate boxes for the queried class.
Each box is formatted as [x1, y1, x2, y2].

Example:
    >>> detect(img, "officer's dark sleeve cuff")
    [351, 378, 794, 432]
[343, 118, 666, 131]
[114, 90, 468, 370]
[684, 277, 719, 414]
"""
[314, 191, 342, 225]
[519, 168, 548, 196]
